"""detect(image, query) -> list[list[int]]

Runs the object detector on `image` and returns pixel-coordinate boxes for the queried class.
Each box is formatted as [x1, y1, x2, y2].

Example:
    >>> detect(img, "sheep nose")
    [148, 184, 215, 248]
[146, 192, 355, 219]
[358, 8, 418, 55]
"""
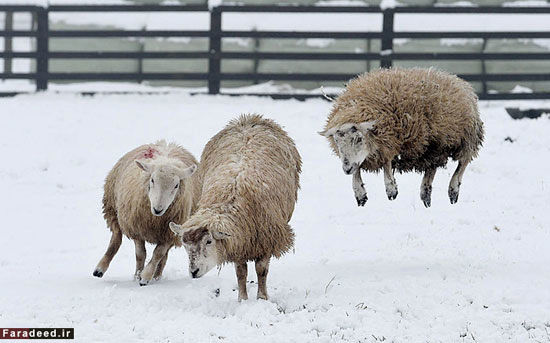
[153, 207, 163, 215]
[191, 269, 200, 278]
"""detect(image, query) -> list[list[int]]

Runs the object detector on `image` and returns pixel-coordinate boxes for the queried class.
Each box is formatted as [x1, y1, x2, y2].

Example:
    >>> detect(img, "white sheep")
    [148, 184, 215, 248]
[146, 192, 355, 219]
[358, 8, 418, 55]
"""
[169, 114, 302, 301]
[93, 141, 199, 285]
[320, 68, 484, 207]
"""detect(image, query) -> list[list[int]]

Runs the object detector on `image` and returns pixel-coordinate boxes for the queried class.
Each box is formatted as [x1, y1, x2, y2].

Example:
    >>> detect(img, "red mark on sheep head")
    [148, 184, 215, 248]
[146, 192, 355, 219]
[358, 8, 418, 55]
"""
[142, 147, 158, 159]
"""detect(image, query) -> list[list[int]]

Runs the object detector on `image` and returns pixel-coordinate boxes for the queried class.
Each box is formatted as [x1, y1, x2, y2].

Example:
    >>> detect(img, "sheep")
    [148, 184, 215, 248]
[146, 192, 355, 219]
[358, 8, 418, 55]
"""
[169, 114, 301, 301]
[319, 67, 484, 207]
[93, 140, 199, 286]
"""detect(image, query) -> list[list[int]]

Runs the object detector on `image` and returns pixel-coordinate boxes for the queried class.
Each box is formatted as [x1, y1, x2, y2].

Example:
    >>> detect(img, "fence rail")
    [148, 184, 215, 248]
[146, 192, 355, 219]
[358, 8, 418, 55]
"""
[1, 4, 550, 99]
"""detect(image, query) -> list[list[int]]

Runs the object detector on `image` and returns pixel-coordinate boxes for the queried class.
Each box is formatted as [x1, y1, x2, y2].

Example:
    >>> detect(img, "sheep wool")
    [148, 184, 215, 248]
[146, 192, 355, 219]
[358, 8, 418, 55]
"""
[95, 140, 200, 285]
[192, 114, 301, 262]
[171, 114, 301, 300]
[321, 67, 484, 207]
[325, 67, 484, 173]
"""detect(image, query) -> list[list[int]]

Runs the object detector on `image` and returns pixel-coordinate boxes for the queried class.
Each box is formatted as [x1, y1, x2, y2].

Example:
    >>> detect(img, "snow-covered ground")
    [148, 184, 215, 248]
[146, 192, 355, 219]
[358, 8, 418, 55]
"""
[0, 94, 549, 342]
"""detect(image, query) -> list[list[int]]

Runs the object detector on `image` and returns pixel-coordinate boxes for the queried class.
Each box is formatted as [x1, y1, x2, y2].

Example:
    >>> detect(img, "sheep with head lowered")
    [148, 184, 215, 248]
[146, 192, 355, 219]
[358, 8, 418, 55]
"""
[320, 68, 484, 207]
[169, 114, 302, 301]
[93, 140, 199, 286]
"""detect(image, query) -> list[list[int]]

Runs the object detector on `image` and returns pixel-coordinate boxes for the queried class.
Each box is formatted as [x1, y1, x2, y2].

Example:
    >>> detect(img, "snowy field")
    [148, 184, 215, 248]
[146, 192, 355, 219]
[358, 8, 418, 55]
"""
[0, 93, 549, 342]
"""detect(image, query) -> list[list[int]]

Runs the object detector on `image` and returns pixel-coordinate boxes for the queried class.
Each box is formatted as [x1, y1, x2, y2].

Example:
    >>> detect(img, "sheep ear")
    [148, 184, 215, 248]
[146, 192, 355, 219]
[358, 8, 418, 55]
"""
[135, 159, 152, 173]
[169, 222, 189, 236]
[318, 127, 337, 137]
[212, 231, 231, 240]
[358, 120, 376, 134]
[178, 164, 197, 179]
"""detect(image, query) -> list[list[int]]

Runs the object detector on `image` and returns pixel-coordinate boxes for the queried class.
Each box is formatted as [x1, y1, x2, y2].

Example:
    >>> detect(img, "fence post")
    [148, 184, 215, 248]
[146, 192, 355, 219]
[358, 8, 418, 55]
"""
[208, 7, 222, 94]
[252, 27, 260, 85]
[4, 11, 13, 78]
[380, 9, 394, 69]
[480, 37, 488, 97]
[36, 7, 49, 91]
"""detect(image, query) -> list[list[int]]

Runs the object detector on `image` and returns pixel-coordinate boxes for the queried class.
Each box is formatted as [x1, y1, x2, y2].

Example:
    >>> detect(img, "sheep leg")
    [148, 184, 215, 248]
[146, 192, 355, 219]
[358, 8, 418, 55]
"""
[352, 169, 368, 207]
[138, 243, 170, 286]
[449, 159, 470, 204]
[93, 229, 122, 278]
[133, 239, 146, 281]
[255, 257, 270, 300]
[383, 161, 398, 200]
[153, 251, 169, 281]
[235, 261, 248, 301]
[420, 167, 437, 208]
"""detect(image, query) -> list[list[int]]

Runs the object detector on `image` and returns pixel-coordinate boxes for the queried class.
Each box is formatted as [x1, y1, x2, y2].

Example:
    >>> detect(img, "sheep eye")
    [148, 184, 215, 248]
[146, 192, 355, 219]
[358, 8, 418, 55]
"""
[357, 137, 363, 143]
[151, 179, 154, 185]
[337, 131, 345, 137]
[206, 240, 212, 245]
[349, 126, 357, 133]
[175, 183, 179, 189]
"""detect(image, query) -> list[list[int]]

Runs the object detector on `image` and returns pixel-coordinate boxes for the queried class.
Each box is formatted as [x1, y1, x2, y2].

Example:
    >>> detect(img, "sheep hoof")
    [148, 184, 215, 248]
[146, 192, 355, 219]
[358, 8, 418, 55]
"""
[449, 189, 459, 204]
[356, 194, 368, 207]
[93, 269, 104, 278]
[422, 197, 431, 208]
[139, 279, 150, 286]
[420, 186, 432, 208]
[387, 189, 398, 200]
[257, 294, 269, 301]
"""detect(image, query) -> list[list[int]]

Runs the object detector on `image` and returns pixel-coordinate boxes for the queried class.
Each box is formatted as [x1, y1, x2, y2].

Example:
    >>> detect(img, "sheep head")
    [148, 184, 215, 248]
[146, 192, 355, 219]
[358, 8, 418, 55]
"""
[319, 121, 376, 175]
[169, 222, 230, 279]
[135, 160, 196, 217]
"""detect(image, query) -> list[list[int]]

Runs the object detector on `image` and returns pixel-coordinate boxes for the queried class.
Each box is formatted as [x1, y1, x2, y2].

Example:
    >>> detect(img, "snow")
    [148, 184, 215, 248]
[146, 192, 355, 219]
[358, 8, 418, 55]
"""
[0, 0, 132, 4]
[511, 85, 534, 93]
[302, 38, 336, 48]
[395, 13, 550, 32]
[1, 93, 549, 342]
[435, 1, 477, 6]
[315, 0, 370, 6]
[503, 0, 550, 7]
[440, 38, 483, 47]
[380, 0, 401, 10]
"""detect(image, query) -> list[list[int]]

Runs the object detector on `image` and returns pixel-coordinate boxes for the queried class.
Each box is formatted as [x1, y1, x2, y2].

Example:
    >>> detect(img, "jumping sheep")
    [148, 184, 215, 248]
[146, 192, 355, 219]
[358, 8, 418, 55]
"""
[93, 141, 199, 286]
[169, 114, 302, 301]
[320, 68, 484, 207]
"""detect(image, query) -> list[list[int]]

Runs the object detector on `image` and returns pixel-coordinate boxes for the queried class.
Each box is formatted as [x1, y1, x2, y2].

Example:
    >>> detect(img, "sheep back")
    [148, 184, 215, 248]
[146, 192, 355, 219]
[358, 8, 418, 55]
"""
[194, 114, 301, 262]
[324, 68, 484, 173]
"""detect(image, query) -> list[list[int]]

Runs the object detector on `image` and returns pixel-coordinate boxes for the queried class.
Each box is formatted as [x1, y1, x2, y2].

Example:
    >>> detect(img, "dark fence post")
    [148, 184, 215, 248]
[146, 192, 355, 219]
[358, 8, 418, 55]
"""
[252, 27, 260, 85]
[381, 8, 394, 69]
[4, 11, 13, 78]
[208, 7, 222, 94]
[36, 7, 49, 91]
[480, 37, 488, 97]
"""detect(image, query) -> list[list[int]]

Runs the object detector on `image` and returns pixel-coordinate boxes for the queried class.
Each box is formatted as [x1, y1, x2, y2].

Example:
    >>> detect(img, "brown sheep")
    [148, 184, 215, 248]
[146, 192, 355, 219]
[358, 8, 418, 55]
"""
[93, 141, 200, 285]
[169, 114, 302, 301]
[320, 67, 484, 207]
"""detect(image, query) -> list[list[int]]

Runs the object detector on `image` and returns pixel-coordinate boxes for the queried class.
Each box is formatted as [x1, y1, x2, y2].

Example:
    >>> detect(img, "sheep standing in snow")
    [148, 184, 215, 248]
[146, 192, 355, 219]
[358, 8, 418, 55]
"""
[320, 68, 484, 207]
[169, 114, 301, 301]
[93, 141, 199, 285]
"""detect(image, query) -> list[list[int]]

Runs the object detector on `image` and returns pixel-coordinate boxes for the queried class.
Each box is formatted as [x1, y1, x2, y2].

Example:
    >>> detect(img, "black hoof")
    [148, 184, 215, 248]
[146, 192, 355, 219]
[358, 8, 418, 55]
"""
[422, 198, 431, 208]
[356, 195, 368, 207]
[93, 270, 103, 278]
[421, 186, 432, 208]
[387, 190, 398, 201]
[449, 190, 459, 204]
[139, 279, 149, 286]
